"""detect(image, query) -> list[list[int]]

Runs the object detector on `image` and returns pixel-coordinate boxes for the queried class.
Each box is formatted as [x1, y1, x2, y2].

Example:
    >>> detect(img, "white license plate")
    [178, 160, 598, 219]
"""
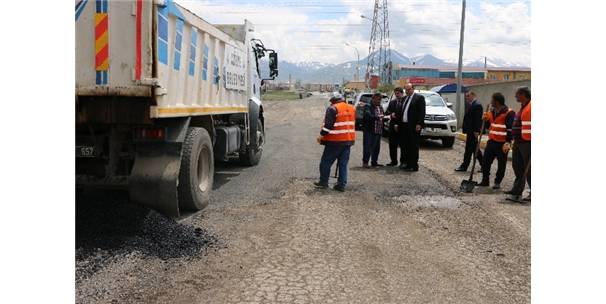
[76, 146, 95, 157]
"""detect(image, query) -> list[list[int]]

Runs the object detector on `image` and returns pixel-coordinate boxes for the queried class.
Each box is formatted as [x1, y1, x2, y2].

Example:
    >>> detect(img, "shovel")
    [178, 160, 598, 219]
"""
[333, 162, 339, 179]
[460, 107, 490, 193]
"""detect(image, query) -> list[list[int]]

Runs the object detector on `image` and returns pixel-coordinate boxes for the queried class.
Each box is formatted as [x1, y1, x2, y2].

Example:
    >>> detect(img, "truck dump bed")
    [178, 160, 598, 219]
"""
[76, 0, 249, 118]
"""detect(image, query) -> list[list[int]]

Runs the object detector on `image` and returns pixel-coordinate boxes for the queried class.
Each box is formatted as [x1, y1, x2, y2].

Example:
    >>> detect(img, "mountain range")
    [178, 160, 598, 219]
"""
[260, 50, 528, 84]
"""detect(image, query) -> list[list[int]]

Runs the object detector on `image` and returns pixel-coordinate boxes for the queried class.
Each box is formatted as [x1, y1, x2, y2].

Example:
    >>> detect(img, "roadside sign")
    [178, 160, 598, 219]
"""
[409, 77, 426, 84]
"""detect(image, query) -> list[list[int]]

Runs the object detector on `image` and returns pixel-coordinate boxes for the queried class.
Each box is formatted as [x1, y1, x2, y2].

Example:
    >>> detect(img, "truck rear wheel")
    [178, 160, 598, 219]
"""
[178, 127, 214, 211]
[240, 117, 264, 166]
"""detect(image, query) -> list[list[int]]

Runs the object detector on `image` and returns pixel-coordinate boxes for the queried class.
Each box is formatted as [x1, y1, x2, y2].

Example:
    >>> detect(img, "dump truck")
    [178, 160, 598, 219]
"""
[75, 0, 278, 217]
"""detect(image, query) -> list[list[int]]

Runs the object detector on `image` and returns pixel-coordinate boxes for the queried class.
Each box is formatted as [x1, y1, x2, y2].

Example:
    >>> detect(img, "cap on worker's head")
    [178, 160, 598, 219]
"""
[329, 92, 344, 102]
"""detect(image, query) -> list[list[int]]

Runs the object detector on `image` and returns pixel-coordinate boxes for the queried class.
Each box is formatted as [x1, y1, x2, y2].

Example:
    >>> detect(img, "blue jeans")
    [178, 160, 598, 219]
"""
[319, 145, 351, 187]
[362, 131, 381, 165]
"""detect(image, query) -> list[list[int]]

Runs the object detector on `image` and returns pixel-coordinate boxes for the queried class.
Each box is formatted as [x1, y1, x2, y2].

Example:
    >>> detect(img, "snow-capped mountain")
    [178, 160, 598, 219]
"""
[390, 51, 413, 65]
[296, 61, 335, 70]
[410, 54, 453, 67]
[261, 50, 528, 83]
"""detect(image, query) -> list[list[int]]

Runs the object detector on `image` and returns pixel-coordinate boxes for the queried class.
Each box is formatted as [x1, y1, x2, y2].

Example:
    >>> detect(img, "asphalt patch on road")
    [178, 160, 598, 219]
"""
[76, 190, 219, 281]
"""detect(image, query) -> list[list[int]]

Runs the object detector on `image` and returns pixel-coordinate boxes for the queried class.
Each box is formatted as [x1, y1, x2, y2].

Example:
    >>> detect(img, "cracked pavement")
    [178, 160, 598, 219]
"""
[76, 94, 530, 304]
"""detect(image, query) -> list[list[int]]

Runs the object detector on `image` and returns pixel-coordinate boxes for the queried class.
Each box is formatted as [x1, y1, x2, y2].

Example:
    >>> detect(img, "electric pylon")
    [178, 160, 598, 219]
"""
[365, 0, 392, 88]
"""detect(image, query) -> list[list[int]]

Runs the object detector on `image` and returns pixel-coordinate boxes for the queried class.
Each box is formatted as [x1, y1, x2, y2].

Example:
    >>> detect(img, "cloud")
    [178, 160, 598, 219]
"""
[177, 0, 355, 63]
[176, 0, 530, 66]
[381, 0, 531, 65]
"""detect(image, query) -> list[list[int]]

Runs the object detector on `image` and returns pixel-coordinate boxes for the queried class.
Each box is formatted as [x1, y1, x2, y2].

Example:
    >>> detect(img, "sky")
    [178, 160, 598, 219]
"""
[176, 0, 531, 66]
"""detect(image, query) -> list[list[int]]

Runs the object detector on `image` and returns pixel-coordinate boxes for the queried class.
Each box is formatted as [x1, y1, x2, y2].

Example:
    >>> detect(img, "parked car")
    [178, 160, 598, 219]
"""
[353, 92, 390, 130]
[382, 90, 457, 148]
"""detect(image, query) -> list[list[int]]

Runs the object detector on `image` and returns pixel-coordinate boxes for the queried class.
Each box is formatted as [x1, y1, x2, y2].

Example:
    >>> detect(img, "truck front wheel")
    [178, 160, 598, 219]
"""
[240, 117, 264, 166]
[178, 127, 214, 211]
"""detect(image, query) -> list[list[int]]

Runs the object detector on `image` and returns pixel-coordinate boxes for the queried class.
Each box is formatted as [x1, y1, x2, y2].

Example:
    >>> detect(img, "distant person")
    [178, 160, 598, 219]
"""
[455, 91, 484, 172]
[362, 93, 385, 168]
[398, 83, 426, 171]
[477, 92, 515, 189]
[385, 87, 405, 166]
[505, 87, 531, 202]
[314, 93, 356, 192]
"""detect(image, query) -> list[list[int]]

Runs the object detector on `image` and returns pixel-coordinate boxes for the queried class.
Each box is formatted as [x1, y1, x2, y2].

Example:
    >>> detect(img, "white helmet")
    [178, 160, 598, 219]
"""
[329, 92, 344, 102]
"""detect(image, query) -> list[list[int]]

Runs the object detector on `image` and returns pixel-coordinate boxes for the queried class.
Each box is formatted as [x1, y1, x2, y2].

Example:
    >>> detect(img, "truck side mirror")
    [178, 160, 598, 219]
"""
[269, 52, 278, 77]
[446, 102, 453, 108]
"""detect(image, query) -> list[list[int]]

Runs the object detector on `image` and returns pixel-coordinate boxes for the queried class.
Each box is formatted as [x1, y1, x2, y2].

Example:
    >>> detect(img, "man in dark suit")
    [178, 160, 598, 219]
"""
[397, 83, 426, 171]
[384, 87, 406, 166]
[455, 91, 484, 172]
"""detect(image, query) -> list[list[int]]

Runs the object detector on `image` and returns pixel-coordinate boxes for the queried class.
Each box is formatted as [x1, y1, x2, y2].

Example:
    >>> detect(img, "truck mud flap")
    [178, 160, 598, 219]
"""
[128, 142, 183, 218]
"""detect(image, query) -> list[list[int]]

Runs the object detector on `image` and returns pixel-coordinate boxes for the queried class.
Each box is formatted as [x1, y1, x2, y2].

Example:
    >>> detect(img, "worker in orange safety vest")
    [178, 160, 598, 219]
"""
[314, 93, 356, 192]
[505, 86, 531, 203]
[477, 92, 515, 189]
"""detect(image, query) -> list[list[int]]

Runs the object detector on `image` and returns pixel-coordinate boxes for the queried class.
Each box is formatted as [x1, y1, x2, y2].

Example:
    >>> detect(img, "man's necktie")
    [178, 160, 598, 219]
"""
[402, 95, 411, 119]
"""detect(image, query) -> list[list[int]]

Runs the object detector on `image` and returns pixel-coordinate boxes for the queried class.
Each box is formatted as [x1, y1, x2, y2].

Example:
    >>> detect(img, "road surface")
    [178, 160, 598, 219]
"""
[76, 93, 530, 303]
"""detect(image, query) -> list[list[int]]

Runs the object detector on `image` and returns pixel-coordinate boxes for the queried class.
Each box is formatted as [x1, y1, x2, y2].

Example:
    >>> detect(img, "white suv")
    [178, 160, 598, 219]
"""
[382, 90, 458, 148]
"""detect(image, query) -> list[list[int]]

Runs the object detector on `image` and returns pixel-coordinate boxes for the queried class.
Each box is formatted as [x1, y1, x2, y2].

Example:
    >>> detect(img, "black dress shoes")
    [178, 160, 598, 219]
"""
[403, 166, 418, 172]
[386, 162, 398, 166]
[454, 166, 467, 172]
[477, 181, 489, 187]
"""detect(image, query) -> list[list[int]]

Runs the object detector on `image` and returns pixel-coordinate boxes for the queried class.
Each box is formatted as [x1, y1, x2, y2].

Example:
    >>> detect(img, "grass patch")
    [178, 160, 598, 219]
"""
[261, 90, 302, 101]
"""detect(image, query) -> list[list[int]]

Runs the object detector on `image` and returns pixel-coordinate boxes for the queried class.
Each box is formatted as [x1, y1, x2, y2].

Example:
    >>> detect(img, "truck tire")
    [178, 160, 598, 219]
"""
[240, 117, 264, 166]
[178, 127, 214, 211]
[442, 137, 455, 148]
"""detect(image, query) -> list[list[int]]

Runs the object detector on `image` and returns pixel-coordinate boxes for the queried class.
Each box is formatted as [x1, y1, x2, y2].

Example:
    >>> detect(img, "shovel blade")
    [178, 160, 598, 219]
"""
[460, 179, 477, 193]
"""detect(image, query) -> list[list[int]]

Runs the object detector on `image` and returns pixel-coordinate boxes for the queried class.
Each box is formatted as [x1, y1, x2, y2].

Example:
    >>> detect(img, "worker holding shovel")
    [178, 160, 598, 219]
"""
[477, 92, 515, 190]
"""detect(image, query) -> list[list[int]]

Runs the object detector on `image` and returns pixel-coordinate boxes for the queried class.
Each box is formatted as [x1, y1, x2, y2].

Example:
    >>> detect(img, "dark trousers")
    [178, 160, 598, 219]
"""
[399, 123, 420, 169]
[481, 140, 508, 184]
[319, 144, 351, 187]
[363, 131, 381, 165]
[461, 132, 483, 169]
[511, 141, 531, 195]
[388, 126, 403, 164]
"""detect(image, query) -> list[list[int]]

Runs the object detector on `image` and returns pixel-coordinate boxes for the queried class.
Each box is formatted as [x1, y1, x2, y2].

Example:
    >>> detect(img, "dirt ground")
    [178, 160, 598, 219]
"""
[76, 94, 530, 303]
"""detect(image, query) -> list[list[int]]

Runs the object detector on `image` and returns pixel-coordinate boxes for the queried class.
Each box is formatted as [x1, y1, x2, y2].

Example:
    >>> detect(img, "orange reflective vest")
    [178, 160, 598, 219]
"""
[321, 102, 356, 143]
[520, 101, 531, 141]
[488, 109, 513, 142]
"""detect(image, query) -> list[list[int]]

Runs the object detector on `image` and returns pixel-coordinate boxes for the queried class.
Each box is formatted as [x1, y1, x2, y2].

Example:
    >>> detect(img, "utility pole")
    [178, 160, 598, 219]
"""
[345, 42, 360, 81]
[288, 73, 292, 91]
[455, 0, 466, 129]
